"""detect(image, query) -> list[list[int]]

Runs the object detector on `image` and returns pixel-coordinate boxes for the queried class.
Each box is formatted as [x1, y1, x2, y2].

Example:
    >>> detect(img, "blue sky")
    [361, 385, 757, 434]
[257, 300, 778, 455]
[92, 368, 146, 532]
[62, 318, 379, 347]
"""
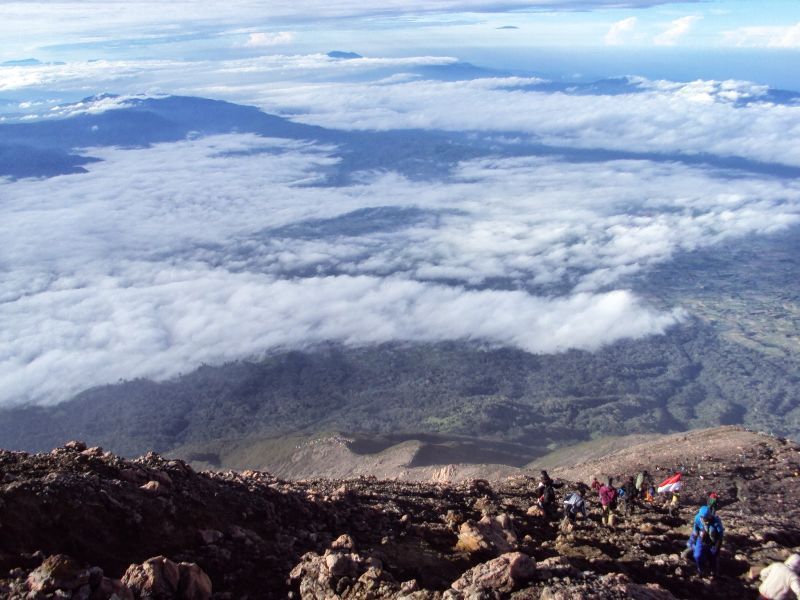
[1, 1, 797, 88]
[3, 2, 799, 61]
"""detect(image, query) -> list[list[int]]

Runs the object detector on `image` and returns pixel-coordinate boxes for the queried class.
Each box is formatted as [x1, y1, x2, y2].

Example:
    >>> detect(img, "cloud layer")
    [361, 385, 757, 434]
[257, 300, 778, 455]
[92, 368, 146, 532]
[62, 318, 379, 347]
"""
[4, 54, 798, 170]
[3, 49, 800, 406]
[3, 127, 800, 405]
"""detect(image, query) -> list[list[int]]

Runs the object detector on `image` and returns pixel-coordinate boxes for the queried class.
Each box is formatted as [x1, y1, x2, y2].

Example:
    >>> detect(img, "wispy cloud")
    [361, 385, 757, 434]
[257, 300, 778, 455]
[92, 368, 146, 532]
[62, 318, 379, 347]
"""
[243, 31, 295, 47]
[604, 17, 637, 46]
[723, 22, 800, 48]
[654, 15, 701, 46]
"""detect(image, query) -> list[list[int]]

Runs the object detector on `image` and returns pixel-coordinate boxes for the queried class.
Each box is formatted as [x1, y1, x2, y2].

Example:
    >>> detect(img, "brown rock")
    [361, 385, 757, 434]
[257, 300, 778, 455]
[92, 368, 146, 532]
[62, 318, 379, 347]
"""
[119, 468, 146, 484]
[150, 470, 173, 487]
[27, 554, 90, 593]
[198, 529, 224, 545]
[122, 556, 180, 599]
[455, 514, 517, 555]
[140, 480, 166, 494]
[227, 525, 264, 545]
[324, 552, 360, 579]
[90, 577, 135, 600]
[178, 562, 212, 600]
[330, 533, 356, 551]
[451, 552, 535, 594]
[64, 441, 88, 452]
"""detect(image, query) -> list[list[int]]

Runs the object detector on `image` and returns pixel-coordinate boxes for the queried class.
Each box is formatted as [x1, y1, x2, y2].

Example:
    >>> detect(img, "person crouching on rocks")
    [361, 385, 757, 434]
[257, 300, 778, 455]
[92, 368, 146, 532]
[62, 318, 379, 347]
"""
[562, 487, 587, 530]
[599, 477, 618, 529]
[689, 506, 724, 578]
[758, 553, 800, 600]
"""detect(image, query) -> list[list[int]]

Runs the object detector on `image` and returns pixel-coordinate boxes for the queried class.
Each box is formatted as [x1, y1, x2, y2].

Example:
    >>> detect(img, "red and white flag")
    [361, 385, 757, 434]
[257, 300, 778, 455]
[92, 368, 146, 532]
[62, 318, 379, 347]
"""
[657, 473, 682, 494]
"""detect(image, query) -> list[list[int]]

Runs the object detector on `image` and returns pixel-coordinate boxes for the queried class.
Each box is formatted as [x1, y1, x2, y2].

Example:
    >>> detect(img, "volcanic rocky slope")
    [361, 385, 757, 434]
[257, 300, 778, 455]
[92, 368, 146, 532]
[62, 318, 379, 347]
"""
[1, 427, 798, 599]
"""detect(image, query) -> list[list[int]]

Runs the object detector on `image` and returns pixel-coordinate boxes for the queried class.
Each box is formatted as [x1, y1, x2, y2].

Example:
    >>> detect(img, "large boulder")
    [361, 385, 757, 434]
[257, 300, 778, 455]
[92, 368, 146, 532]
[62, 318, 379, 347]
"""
[455, 514, 518, 555]
[178, 562, 213, 600]
[450, 552, 535, 595]
[289, 537, 438, 599]
[538, 573, 677, 600]
[122, 556, 211, 600]
[26, 554, 90, 594]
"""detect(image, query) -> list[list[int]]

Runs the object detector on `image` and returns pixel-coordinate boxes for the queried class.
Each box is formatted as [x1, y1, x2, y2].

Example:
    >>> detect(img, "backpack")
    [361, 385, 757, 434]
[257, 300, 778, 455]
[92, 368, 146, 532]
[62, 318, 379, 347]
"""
[564, 493, 584, 514]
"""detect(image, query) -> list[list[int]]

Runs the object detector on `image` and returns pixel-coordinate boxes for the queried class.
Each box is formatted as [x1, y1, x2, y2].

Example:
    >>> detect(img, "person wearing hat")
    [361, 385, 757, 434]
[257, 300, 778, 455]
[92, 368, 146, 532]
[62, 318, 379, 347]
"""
[758, 554, 800, 599]
[707, 491, 719, 515]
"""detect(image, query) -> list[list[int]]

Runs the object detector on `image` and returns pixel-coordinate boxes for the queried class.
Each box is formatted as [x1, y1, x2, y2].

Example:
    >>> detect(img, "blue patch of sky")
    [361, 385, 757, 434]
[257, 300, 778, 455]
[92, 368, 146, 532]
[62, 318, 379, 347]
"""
[2, 0, 799, 89]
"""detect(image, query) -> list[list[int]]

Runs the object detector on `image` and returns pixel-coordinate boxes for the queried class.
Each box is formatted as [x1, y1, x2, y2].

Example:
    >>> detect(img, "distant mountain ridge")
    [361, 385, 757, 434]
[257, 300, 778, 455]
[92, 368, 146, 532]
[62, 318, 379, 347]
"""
[4, 93, 799, 181]
[327, 51, 363, 60]
[0, 95, 488, 181]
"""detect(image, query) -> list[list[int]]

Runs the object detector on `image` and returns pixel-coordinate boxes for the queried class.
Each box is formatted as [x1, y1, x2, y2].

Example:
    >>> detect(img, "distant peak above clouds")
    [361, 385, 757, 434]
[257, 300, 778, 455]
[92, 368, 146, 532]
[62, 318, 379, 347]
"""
[327, 51, 363, 59]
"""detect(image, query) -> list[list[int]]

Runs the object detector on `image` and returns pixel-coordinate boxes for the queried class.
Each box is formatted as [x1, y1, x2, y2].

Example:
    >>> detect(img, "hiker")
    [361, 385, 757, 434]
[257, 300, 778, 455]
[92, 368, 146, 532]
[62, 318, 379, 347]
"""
[539, 470, 553, 487]
[688, 505, 724, 577]
[682, 503, 713, 558]
[635, 470, 653, 500]
[562, 488, 587, 527]
[621, 476, 638, 515]
[598, 477, 618, 528]
[656, 472, 683, 515]
[589, 476, 602, 508]
[758, 553, 800, 600]
[537, 470, 557, 518]
[668, 490, 680, 517]
[707, 492, 719, 516]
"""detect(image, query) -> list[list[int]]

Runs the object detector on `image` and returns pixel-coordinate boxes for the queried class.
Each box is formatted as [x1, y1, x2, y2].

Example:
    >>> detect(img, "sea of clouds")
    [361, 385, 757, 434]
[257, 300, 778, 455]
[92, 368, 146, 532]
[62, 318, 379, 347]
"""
[2, 51, 800, 405]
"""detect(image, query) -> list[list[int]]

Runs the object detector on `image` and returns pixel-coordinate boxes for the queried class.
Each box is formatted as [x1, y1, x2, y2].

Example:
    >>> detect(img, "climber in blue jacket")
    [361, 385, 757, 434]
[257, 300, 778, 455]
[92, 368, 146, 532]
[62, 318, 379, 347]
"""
[688, 505, 724, 577]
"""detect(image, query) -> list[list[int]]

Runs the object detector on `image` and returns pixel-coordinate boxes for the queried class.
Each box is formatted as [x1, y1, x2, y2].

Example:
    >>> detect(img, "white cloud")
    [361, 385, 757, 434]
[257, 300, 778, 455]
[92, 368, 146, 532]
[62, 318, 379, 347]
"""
[0, 268, 682, 405]
[0, 54, 459, 93]
[244, 31, 295, 47]
[2, 133, 800, 405]
[5, 54, 799, 170]
[243, 75, 800, 168]
[654, 14, 701, 46]
[723, 22, 800, 48]
[604, 16, 637, 46]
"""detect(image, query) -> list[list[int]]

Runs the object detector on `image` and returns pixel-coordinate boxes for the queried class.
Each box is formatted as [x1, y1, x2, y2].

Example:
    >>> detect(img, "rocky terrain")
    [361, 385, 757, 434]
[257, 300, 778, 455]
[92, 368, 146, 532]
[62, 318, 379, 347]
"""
[1, 426, 799, 599]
